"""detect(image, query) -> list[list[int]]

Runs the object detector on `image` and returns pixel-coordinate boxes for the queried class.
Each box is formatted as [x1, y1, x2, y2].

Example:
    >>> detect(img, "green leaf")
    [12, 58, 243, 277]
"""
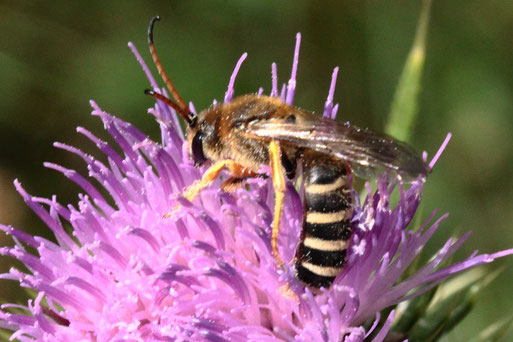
[392, 286, 436, 334]
[385, 0, 432, 142]
[407, 268, 500, 341]
[0, 329, 13, 341]
[469, 315, 513, 342]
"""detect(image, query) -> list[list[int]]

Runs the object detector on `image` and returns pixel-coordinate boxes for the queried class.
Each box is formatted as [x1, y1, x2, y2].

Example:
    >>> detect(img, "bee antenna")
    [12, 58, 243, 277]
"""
[145, 89, 197, 126]
[147, 16, 196, 127]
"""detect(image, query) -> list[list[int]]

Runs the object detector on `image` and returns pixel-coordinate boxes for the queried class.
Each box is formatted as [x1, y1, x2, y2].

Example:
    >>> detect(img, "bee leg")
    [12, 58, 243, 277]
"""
[183, 160, 242, 202]
[163, 160, 245, 218]
[269, 140, 286, 267]
[221, 177, 245, 193]
[221, 169, 264, 193]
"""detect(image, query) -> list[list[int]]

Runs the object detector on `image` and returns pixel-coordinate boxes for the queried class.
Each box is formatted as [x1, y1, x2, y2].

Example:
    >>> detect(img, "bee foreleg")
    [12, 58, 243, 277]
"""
[221, 177, 245, 193]
[269, 140, 286, 267]
[163, 160, 250, 218]
[221, 171, 267, 193]
[183, 160, 239, 202]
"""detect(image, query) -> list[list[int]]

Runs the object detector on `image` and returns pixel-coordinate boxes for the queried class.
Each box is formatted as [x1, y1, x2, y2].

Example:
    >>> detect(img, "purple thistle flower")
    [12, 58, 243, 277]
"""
[1, 33, 513, 342]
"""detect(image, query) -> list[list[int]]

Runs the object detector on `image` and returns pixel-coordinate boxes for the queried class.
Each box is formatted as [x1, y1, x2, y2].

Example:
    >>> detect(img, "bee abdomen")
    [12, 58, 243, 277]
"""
[294, 163, 352, 288]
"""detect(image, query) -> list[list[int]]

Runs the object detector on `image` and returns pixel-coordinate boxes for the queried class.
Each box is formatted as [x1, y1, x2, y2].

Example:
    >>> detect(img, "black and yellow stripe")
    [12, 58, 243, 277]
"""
[294, 163, 353, 288]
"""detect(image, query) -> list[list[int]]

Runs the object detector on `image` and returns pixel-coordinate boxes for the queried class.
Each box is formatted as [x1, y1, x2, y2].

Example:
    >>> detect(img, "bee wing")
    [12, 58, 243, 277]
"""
[245, 117, 430, 183]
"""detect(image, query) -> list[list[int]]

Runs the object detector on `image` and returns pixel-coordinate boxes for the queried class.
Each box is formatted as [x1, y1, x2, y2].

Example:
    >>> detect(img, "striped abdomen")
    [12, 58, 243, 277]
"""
[294, 162, 353, 288]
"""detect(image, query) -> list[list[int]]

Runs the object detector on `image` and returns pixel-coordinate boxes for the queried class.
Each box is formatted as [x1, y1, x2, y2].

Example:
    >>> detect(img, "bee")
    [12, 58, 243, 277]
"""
[145, 17, 430, 288]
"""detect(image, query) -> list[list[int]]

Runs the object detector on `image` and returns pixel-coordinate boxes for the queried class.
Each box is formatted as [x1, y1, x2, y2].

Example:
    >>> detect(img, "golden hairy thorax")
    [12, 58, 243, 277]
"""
[191, 95, 309, 173]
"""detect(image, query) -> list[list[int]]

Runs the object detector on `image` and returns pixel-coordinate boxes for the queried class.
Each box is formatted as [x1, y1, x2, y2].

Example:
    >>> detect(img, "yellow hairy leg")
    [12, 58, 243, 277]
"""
[164, 160, 251, 218]
[269, 140, 286, 267]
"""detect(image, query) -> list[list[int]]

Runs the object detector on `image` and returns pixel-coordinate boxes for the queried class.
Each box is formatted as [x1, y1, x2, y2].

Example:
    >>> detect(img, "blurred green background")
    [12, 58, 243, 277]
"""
[1, 1, 512, 340]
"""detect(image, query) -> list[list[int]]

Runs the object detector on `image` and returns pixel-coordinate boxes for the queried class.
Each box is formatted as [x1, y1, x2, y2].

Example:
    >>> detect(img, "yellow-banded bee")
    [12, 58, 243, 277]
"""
[145, 17, 430, 288]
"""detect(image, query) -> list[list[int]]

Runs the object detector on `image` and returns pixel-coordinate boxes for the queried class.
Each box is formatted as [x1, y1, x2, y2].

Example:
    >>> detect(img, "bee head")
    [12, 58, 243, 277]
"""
[187, 129, 206, 167]
[186, 112, 217, 167]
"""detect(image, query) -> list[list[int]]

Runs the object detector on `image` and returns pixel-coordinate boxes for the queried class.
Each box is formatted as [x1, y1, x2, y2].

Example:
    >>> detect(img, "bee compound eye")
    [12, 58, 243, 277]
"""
[191, 131, 208, 167]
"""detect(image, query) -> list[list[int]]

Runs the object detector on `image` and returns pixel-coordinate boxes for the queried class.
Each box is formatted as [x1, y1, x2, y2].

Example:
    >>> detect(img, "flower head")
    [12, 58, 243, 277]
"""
[1, 32, 512, 342]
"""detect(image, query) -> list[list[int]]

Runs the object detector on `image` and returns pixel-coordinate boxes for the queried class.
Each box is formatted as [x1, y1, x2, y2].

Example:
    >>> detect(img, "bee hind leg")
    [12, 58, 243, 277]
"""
[269, 140, 287, 267]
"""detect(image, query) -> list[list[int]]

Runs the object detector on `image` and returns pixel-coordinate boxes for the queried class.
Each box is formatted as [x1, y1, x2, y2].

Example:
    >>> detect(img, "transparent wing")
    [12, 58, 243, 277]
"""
[245, 117, 430, 183]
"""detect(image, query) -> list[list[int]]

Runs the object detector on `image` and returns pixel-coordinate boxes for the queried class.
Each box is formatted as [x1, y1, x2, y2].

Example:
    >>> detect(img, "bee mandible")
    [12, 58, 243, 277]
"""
[144, 17, 430, 288]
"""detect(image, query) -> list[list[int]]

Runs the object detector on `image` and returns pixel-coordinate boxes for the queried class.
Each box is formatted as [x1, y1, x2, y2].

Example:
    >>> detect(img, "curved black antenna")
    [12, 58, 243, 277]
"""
[144, 89, 196, 126]
[147, 16, 196, 126]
